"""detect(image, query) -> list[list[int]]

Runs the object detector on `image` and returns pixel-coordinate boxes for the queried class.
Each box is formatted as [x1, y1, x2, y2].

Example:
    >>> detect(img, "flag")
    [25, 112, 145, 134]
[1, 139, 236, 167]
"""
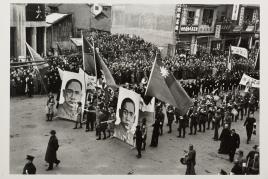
[248, 36, 253, 49]
[254, 49, 260, 70]
[227, 46, 232, 71]
[145, 53, 193, 115]
[237, 36, 241, 47]
[94, 48, 117, 87]
[82, 35, 96, 76]
[25, 42, 48, 92]
[57, 43, 62, 55]
[230, 46, 248, 59]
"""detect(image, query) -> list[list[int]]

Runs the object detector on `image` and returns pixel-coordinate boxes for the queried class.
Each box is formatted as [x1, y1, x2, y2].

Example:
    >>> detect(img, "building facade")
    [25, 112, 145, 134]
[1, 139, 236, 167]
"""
[175, 4, 260, 55]
[10, 3, 47, 59]
[47, 3, 112, 37]
[46, 13, 74, 55]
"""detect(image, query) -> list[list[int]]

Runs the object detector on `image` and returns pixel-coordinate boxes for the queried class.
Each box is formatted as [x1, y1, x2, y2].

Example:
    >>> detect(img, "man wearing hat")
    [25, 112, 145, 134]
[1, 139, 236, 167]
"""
[244, 113, 256, 144]
[45, 130, 60, 171]
[22, 155, 36, 174]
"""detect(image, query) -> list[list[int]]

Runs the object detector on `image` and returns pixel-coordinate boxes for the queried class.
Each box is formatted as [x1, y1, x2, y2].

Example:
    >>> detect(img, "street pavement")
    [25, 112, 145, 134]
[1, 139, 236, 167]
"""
[10, 95, 259, 175]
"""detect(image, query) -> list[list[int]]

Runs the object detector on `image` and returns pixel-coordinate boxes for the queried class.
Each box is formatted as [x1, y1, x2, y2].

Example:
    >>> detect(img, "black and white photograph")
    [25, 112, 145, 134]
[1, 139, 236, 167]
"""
[7, 1, 265, 176]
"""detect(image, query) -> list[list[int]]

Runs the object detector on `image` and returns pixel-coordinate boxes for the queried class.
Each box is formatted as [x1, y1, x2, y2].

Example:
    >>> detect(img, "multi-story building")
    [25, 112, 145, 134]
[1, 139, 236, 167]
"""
[47, 3, 112, 37]
[174, 4, 260, 55]
[10, 3, 47, 58]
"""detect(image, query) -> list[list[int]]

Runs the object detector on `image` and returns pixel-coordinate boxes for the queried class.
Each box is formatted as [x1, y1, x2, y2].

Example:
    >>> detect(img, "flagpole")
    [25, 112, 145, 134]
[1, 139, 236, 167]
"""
[81, 30, 88, 118]
[25, 43, 48, 94]
[144, 52, 158, 96]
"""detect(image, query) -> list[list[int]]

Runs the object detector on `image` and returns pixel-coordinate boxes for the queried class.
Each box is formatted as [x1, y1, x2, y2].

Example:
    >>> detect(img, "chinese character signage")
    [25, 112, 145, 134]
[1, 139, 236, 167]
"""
[180, 25, 198, 32]
[232, 4, 240, 20]
[26, 4, 45, 21]
[238, 6, 245, 26]
[215, 25, 221, 38]
[175, 4, 183, 32]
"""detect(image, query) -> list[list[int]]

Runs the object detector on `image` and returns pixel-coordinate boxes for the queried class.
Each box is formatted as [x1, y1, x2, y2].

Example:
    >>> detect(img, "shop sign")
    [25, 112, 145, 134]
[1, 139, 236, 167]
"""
[215, 25, 221, 38]
[246, 25, 255, 32]
[233, 25, 243, 32]
[180, 25, 198, 32]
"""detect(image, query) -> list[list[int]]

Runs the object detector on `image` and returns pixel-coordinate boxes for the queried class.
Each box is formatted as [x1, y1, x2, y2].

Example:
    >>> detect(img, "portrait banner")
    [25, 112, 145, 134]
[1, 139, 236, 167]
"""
[56, 69, 86, 121]
[114, 87, 141, 146]
[239, 73, 259, 88]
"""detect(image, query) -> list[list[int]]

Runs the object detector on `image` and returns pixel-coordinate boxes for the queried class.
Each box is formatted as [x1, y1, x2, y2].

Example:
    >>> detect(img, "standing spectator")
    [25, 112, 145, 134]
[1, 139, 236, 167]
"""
[229, 129, 240, 162]
[246, 145, 259, 175]
[73, 102, 83, 129]
[22, 155, 36, 174]
[45, 130, 60, 171]
[177, 114, 186, 138]
[166, 105, 175, 133]
[134, 125, 143, 158]
[189, 106, 198, 135]
[85, 101, 96, 132]
[185, 144, 196, 175]
[244, 113, 256, 144]
[213, 109, 221, 141]
[218, 124, 231, 154]
[141, 118, 147, 150]
[150, 109, 162, 147]
[46, 93, 55, 121]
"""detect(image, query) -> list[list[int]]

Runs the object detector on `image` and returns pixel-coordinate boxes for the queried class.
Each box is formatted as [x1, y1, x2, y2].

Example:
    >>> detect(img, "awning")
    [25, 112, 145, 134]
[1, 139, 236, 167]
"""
[70, 38, 82, 47]
[46, 13, 70, 25]
[246, 25, 255, 32]
[233, 26, 243, 32]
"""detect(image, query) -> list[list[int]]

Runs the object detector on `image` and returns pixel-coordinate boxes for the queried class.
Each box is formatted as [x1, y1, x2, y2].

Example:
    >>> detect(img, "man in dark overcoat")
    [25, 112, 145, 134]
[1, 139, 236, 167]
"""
[45, 130, 60, 171]
[229, 129, 240, 162]
[134, 125, 143, 158]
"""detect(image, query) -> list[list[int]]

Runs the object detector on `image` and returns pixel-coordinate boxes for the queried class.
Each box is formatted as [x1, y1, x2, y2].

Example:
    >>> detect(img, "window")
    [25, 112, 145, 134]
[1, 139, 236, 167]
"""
[187, 11, 195, 25]
[202, 9, 214, 26]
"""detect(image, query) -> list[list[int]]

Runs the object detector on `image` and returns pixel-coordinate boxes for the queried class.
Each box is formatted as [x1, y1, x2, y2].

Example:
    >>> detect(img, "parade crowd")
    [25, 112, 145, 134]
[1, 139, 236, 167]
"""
[13, 30, 259, 175]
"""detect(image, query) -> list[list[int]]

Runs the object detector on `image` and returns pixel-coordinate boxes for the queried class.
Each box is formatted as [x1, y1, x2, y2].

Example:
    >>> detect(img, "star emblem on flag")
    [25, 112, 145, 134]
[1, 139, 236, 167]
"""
[160, 66, 169, 78]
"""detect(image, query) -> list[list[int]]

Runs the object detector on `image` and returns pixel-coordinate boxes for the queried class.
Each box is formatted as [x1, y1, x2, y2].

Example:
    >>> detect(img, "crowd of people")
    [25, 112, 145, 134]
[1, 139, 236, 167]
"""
[12, 30, 260, 175]
[10, 30, 259, 97]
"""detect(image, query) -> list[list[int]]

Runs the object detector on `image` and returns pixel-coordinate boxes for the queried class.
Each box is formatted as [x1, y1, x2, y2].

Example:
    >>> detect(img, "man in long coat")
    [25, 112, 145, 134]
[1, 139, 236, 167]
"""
[218, 124, 231, 154]
[244, 113, 256, 144]
[185, 144, 196, 175]
[150, 109, 162, 147]
[45, 130, 60, 171]
[229, 129, 240, 162]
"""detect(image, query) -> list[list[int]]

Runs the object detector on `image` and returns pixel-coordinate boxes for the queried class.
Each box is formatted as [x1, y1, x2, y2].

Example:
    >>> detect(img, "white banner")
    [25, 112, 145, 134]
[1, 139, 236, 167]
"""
[238, 7, 245, 26]
[114, 87, 141, 146]
[56, 69, 86, 121]
[232, 4, 240, 20]
[231, 46, 248, 59]
[239, 73, 260, 88]
[140, 97, 155, 113]
[78, 68, 96, 90]
[215, 25, 221, 39]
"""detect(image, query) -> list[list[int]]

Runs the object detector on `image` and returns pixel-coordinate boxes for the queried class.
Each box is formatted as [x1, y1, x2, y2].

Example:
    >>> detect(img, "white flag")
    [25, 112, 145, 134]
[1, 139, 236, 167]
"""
[231, 46, 248, 59]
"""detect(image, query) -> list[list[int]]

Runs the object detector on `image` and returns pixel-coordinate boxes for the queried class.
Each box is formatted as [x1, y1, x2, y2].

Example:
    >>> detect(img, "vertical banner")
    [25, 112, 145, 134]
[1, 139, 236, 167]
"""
[114, 87, 141, 146]
[194, 9, 200, 25]
[215, 25, 221, 39]
[248, 36, 253, 49]
[238, 6, 245, 26]
[232, 4, 240, 20]
[175, 4, 183, 36]
[56, 69, 86, 121]
[181, 7, 187, 25]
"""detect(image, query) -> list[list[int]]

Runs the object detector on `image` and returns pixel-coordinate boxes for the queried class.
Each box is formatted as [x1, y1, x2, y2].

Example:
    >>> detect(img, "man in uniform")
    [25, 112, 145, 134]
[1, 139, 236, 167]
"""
[166, 105, 175, 133]
[22, 155, 36, 174]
